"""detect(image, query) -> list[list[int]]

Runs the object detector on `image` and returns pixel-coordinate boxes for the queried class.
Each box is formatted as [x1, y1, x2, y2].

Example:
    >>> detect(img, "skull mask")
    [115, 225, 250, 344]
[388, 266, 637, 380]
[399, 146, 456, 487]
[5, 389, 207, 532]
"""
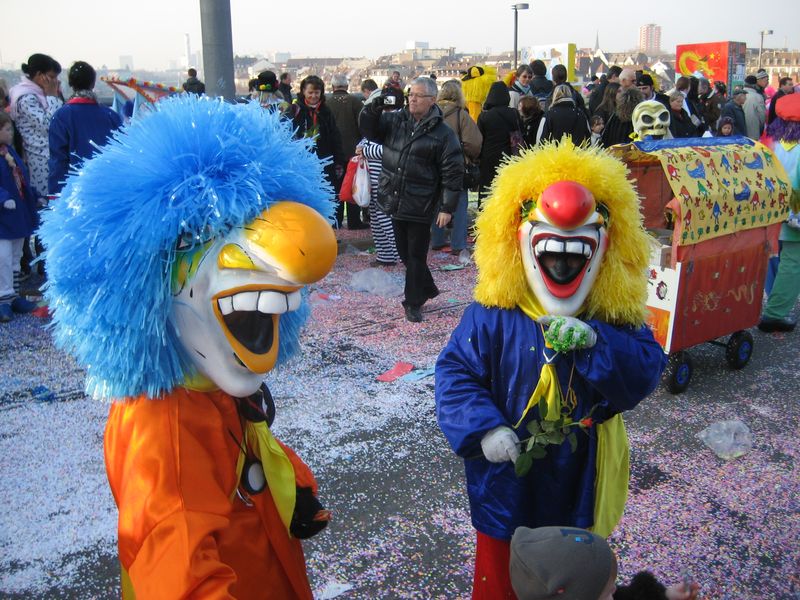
[632, 100, 670, 140]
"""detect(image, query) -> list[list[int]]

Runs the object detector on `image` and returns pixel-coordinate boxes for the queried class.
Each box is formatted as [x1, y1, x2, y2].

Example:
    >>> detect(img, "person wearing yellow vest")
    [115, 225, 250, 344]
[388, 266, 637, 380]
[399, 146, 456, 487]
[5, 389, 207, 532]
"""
[39, 96, 338, 599]
[435, 140, 666, 600]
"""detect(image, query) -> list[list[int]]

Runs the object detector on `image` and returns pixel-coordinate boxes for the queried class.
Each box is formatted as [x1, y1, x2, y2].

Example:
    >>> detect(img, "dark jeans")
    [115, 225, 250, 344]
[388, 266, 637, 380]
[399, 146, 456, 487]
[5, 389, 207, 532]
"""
[393, 219, 437, 308]
[335, 201, 364, 228]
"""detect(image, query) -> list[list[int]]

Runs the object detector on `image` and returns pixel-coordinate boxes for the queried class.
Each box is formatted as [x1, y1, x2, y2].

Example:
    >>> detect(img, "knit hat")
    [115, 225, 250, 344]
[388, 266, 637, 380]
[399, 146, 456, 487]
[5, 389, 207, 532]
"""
[756, 69, 769, 81]
[775, 92, 800, 122]
[732, 88, 747, 98]
[636, 73, 654, 87]
[510, 526, 615, 600]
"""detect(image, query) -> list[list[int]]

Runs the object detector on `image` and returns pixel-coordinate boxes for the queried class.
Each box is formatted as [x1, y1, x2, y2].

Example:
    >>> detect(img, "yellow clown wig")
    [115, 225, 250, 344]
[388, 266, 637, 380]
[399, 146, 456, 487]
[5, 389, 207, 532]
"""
[473, 140, 650, 326]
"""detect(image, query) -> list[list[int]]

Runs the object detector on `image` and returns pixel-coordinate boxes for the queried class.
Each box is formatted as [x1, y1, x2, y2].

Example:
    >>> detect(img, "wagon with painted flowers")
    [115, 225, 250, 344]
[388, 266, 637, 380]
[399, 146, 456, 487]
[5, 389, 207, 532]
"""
[610, 136, 792, 393]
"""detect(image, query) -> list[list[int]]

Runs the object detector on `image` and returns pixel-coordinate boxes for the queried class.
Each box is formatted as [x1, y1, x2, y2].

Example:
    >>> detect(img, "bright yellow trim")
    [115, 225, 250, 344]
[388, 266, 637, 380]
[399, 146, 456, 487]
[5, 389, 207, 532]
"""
[592, 414, 630, 537]
[121, 563, 136, 600]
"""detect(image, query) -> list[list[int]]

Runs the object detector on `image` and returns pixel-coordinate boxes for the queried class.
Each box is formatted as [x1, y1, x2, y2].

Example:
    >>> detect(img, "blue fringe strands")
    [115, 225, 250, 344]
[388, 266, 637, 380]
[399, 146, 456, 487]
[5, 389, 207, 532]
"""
[39, 95, 335, 400]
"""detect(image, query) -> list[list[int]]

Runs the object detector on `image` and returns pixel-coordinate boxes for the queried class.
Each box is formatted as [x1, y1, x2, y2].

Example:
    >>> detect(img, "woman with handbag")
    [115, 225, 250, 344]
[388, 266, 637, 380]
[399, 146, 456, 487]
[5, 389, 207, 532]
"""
[431, 80, 482, 254]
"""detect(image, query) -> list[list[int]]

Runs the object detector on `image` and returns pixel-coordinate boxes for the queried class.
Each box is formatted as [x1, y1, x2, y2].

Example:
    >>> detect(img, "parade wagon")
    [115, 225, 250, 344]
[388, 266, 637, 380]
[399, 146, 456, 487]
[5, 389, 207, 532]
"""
[610, 136, 792, 392]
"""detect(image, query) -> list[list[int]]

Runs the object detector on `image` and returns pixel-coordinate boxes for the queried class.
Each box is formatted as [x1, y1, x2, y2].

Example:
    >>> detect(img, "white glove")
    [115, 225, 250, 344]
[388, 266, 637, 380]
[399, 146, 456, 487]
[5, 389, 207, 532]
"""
[2, 199, 15, 210]
[539, 315, 597, 352]
[480, 426, 520, 463]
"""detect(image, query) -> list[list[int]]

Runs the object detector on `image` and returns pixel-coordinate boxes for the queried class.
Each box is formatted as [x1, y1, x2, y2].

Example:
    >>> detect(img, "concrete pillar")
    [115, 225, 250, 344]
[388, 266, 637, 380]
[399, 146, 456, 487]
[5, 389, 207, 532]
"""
[199, 0, 235, 100]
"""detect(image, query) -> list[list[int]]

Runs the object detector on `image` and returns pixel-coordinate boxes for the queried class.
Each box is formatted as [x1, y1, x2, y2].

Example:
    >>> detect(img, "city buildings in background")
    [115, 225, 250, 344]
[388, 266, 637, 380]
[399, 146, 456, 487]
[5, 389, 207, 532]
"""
[3, 29, 799, 102]
[639, 24, 662, 55]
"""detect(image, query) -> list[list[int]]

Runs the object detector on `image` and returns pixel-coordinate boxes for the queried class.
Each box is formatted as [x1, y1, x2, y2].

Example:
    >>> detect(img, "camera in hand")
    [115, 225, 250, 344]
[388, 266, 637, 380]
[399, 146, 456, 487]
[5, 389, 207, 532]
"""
[384, 95, 396, 106]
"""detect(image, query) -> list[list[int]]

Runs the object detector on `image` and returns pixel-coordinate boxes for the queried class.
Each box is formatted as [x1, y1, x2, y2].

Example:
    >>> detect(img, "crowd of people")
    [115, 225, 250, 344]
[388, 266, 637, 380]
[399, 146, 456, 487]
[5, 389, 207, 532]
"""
[3, 47, 798, 600]
[2, 51, 798, 330]
[1, 53, 121, 322]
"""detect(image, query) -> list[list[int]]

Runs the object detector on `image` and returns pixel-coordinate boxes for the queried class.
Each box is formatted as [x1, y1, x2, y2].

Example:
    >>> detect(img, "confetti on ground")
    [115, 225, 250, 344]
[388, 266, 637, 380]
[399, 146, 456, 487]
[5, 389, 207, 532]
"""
[1, 227, 798, 599]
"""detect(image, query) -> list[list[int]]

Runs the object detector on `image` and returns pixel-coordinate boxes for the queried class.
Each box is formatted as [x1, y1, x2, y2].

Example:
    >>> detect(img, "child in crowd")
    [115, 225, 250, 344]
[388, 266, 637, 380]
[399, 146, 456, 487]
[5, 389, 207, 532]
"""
[519, 96, 544, 148]
[590, 115, 605, 146]
[716, 116, 735, 137]
[0, 112, 38, 322]
[510, 526, 701, 600]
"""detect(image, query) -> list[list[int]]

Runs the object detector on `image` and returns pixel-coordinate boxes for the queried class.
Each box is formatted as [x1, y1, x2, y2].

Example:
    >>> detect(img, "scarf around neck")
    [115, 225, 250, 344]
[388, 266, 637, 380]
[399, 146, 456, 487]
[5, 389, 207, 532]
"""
[9, 77, 48, 120]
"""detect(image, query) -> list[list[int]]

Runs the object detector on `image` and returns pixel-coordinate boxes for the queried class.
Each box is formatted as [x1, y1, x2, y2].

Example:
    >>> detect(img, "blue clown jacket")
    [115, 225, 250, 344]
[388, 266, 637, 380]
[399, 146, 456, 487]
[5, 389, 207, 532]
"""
[435, 303, 666, 540]
[0, 146, 39, 240]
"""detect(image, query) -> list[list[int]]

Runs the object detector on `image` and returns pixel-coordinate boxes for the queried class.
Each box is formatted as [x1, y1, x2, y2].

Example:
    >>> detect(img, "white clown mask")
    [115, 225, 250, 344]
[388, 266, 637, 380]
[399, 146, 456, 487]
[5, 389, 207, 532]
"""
[169, 201, 337, 398]
[519, 181, 609, 316]
[632, 100, 670, 140]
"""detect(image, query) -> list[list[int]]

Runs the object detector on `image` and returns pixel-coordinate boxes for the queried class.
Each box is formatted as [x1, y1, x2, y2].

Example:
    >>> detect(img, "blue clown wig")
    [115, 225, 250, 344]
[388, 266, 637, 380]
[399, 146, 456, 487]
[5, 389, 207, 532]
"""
[40, 95, 335, 400]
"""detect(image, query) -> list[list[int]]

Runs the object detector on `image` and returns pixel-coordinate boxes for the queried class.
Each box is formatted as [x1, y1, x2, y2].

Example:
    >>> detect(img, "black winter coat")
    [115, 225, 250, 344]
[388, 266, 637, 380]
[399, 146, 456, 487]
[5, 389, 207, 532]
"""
[601, 113, 634, 147]
[292, 96, 345, 186]
[477, 84, 522, 189]
[669, 108, 699, 138]
[359, 104, 463, 224]
[326, 91, 364, 157]
[537, 100, 590, 146]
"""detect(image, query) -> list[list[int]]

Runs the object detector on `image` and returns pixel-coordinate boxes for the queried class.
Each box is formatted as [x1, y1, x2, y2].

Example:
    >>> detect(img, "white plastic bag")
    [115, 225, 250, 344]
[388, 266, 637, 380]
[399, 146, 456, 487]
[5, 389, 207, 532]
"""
[352, 158, 371, 208]
[350, 268, 403, 297]
[697, 420, 753, 459]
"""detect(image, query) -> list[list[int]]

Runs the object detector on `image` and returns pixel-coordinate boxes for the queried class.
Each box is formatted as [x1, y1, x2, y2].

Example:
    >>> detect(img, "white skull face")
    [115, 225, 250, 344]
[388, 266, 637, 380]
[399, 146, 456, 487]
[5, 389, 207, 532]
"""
[168, 201, 336, 398]
[633, 100, 671, 140]
[518, 181, 609, 316]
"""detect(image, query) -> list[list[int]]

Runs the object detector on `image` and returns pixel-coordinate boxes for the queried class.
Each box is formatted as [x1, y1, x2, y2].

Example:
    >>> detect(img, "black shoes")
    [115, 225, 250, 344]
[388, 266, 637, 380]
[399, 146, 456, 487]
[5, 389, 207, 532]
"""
[757, 317, 796, 333]
[403, 303, 423, 323]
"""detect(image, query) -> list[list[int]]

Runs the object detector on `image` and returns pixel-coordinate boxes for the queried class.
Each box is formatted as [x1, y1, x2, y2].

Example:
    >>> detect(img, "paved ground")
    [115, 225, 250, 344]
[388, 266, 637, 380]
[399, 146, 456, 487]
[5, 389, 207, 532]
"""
[1, 227, 798, 599]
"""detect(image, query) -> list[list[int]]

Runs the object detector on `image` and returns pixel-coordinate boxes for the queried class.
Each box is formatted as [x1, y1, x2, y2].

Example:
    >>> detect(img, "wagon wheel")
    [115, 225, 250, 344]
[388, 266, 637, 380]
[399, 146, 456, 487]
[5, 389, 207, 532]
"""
[664, 351, 693, 394]
[725, 330, 754, 370]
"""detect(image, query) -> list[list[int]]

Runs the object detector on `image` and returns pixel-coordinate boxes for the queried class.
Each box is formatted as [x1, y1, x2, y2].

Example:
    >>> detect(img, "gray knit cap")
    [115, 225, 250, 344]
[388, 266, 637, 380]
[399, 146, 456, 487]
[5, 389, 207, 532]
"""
[510, 526, 615, 600]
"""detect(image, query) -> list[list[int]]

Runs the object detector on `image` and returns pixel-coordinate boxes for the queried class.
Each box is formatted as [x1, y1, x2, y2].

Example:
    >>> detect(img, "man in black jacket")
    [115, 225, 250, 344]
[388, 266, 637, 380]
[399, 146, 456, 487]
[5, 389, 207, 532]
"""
[359, 77, 463, 322]
[636, 73, 670, 109]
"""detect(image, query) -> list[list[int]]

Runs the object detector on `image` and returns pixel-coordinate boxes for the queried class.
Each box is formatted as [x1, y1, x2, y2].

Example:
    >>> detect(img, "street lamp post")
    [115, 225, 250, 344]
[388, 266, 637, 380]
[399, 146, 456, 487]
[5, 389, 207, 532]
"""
[512, 3, 529, 69]
[758, 29, 773, 70]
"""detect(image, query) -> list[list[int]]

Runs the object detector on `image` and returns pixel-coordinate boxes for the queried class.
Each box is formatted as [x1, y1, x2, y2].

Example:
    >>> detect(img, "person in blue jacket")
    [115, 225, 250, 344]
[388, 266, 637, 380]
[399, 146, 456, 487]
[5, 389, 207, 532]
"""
[0, 111, 39, 322]
[435, 140, 666, 599]
[48, 61, 122, 196]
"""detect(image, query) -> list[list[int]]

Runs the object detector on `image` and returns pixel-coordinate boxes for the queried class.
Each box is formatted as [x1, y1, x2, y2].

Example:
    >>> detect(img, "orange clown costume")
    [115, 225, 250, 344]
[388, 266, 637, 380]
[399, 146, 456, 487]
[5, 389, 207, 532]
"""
[39, 97, 338, 599]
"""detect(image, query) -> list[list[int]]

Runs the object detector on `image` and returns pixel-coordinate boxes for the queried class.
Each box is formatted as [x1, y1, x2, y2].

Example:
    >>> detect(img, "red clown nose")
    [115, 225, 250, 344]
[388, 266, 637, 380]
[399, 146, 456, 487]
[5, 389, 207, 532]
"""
[538, 181, 596, 230]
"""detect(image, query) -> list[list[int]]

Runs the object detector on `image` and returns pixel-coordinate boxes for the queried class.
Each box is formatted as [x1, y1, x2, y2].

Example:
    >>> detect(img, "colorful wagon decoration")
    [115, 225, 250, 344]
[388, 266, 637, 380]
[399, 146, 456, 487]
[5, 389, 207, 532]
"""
[610, 136, 792, 392]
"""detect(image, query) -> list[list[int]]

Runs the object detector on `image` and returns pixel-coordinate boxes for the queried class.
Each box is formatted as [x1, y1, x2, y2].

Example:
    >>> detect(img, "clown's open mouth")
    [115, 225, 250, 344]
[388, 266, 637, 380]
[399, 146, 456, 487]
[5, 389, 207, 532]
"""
[217, 289, 301, 354]
[533, 235, 597, 297]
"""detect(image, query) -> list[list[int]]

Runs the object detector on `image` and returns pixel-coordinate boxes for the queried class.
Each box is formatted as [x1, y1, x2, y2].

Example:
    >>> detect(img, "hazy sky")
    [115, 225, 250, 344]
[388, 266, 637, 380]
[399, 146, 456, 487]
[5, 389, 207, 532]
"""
[2, 0, 798, 72]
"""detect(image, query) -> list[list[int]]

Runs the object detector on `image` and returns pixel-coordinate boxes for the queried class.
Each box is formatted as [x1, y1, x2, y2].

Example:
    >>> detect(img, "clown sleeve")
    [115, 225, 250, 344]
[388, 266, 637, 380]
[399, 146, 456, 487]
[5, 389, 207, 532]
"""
[436, 304, 511, 457]
[575, 321, 666, 412]
[104, 390, 241, 600]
